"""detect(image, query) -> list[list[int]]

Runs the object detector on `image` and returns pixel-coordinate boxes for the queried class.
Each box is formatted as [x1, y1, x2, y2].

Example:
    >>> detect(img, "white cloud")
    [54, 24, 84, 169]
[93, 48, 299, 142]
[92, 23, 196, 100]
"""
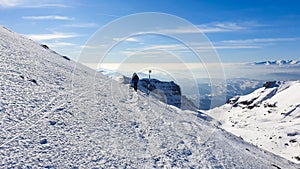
[24, 32, 80, 41]
[0, 0, 20, 7]
[125, 43, 259, 53]
[80, 44, 110, 49]
[0, 0, 68, 8]
[121, 50, 165, 57]
[45, 42, 77, 48]
[97, 13, 122, 18]
[143, 44, 182, 50]
[198, 22, 245, 33]
[213, 45, 260, 49]
[113, 37, 139, 42]
[22, 15, 74, 20]
[155, 22, 247, 34]
[80, 45, 99, 49]
[24, 3, 68, 8]
[63, 23, 98, 28]
[222, 38, 300, 44]
[149, 21, 269, 35]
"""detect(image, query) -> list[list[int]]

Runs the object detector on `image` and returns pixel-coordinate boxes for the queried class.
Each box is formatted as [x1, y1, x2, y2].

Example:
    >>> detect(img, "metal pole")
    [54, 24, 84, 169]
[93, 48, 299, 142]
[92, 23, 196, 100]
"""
[148, 70, 151, 94]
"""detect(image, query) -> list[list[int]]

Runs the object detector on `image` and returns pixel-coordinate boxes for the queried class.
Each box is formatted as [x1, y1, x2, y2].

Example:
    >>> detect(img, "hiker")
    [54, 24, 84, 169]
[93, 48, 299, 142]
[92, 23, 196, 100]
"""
[131, 73, 139, 91]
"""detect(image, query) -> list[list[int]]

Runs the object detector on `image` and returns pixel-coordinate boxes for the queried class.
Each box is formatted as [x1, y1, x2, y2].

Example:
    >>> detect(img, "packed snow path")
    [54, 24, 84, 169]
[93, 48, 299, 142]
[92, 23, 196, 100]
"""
[0, 26, 299, 168]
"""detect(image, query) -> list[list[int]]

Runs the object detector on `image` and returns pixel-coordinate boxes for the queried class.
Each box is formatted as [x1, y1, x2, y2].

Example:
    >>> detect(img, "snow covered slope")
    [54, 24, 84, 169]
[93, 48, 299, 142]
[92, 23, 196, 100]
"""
[1, 26, 299, 168]
[208, 81, 300, 164]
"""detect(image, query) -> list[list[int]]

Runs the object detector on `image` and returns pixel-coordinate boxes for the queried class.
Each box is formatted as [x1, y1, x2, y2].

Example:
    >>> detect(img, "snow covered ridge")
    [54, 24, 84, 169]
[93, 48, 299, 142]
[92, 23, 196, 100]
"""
[198, 78, 264, 110]
[251, 60, 300, 66]
[227, 81, 300, 110]
[1, 26, 300, 168]
[208, 81, 300, 164]
[98, 70, 198, 111]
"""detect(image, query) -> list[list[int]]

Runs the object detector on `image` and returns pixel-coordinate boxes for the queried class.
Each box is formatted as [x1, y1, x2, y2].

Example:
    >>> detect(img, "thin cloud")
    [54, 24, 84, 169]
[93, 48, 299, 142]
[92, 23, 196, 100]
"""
[80, 44, 108, 49]
[222, 38, 300, 44]
[24, 3, 68, 8]
[24, 32, 80, 41]
[113, 37, 139, 42]
[156, 26, 218, 34]
[45, 42, 77, 48]
[64, 23, 98, 28]
[124, 43, 259, 55]
[213, 45, 260, 49]
[0, 0, 68, 8]
[198, 22, 245, 33]
[121, 50, 163, 57]
[155, 22, 247, 34]
[22, 15, 74, 20]
[97, 13, 122, 18]
[143, 44, 182, 50]
[0, 0, 20, 7]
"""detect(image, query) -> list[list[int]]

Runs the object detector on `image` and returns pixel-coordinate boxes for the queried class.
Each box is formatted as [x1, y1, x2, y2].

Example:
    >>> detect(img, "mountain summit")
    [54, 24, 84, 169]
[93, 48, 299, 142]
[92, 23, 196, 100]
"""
[0, 26, 299, 168]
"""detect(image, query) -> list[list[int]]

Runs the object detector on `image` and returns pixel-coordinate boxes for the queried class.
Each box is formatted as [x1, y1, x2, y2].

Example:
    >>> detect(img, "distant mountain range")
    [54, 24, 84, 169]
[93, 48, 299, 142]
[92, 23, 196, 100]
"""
[251, 60, 300, 65]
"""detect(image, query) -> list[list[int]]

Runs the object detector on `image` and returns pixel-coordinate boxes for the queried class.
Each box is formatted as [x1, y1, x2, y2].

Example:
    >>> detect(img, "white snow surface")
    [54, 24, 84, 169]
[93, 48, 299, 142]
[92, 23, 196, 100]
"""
[208, 81, 300, 164]
[0, 26, 299, 168]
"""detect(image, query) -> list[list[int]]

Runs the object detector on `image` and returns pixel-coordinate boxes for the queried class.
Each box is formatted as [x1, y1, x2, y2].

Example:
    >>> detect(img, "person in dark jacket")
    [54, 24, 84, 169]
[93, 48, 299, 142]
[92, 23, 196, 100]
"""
[131, 73, 139, 91]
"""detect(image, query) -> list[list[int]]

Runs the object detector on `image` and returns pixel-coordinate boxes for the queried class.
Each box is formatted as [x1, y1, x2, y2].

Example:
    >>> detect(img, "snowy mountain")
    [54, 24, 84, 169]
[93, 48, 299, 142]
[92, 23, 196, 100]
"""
[1, 26, 300, 168]
[208, 81, 300, 164]
[198, 78, 264, 110]
[252, 60, 300, 66]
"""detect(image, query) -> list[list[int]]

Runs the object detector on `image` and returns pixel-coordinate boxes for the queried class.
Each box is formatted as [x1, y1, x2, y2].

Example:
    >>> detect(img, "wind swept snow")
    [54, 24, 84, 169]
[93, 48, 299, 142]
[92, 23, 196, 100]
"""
[0, 26, 299, 168]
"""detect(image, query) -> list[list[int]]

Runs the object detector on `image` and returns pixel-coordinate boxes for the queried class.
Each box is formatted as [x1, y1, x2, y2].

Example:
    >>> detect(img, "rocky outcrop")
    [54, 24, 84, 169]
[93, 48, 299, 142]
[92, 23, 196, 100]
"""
[138, 79, 182, 108]
[263, 81, 279, 88]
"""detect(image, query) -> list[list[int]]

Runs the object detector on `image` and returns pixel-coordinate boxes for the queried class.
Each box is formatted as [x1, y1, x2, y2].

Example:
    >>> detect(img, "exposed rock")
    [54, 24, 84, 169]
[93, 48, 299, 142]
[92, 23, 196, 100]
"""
[138, 79, 182, 108]
[40, 44, 49, 49]
[263, 81, 279, 88]
[264, 102, 277, 108]
[49, 121, 57, 126]
[62, 55, 70, 61]
[28, 79, 38, 85]
[40, 138, 48, 144]
[287, 132, 299, 137]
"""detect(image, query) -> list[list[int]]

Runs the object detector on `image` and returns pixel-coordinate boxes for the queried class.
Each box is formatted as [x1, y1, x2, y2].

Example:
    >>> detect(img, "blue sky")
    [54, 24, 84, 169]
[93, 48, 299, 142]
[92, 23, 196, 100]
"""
[1, 0, 300, 64]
